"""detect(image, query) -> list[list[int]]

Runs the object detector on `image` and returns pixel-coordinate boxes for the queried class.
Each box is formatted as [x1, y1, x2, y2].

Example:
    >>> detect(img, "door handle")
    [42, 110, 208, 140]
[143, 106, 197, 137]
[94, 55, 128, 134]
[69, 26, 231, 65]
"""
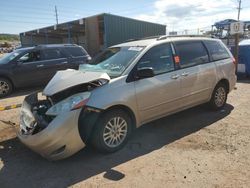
[171, 74, 180, 79]
[36, 64, 44, 68]
[181, 72, 189, 76]
[61, 61, 68, 64]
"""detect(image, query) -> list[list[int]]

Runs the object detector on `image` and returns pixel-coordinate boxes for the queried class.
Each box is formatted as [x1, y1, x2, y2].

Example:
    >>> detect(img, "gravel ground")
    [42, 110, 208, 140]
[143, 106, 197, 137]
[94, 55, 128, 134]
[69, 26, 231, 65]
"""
[0, 81, 250, 188]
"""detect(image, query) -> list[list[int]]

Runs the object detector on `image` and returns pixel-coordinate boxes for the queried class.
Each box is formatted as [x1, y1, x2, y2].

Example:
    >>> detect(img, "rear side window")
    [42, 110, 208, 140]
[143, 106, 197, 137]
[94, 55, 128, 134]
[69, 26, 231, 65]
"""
[174, 41, 209, 68]
[66, 47, 87, 57]
[42, 49, 65, 60]
[137, 43, 175, 75]
[204, 40, 230, 61]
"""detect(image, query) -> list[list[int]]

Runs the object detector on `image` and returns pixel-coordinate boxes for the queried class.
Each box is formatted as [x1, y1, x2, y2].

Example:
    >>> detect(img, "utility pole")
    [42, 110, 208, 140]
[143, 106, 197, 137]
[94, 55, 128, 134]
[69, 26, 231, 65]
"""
[234, 0, 242, 73]
[55, 6, 58, 25]
[237, 0, 242, 20]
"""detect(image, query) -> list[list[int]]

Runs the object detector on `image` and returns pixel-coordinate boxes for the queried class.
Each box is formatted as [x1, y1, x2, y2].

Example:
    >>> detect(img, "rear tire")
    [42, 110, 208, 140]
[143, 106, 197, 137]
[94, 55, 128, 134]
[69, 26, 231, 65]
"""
[91, 109, 132, 153]
[209, 83, 228, 110]
[0, 78, 13, 98]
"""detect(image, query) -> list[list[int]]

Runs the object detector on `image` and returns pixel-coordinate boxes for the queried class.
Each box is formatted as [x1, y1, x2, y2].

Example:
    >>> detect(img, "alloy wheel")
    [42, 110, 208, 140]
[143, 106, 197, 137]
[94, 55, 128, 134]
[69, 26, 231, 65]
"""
[214, 87, 226, 107]
[103, 117, 128, 148]
[0, 80, 10, 95]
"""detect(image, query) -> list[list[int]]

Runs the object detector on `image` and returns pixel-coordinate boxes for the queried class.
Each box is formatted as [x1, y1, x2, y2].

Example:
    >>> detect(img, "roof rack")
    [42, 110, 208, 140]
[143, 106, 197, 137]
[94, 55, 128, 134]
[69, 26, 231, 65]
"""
[125, 38, 141, 42]
[142, 35, 163, 40]
[125, 35, 208, 43]
[125, 35, 163, 42]
[157, 35, 208, 41]
[34, 44, 77, 48]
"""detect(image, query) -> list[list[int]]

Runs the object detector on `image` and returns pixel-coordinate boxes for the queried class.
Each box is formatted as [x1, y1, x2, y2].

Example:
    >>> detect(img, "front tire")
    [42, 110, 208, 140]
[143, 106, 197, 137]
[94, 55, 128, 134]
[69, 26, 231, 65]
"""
[0, 78, 13, 98]
[209, 83, 228, 110]
[91, 109, 132, 153]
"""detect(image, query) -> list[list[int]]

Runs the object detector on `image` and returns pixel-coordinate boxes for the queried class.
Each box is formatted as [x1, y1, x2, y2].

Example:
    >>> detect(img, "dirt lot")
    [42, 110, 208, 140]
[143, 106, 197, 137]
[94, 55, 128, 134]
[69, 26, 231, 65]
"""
[0, 81, 250, 188]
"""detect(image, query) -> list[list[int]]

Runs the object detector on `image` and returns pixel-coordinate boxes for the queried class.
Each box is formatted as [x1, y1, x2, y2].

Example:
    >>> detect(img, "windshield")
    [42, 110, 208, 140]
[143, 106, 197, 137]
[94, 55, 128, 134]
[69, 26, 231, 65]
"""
[0, 50, 22, 64]
[79, 46, 144, 78]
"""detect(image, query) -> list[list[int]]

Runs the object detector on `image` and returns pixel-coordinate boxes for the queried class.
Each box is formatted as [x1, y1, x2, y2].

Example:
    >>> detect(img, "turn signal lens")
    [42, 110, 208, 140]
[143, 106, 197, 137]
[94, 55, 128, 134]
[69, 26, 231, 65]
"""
[71, 98, 89, 110]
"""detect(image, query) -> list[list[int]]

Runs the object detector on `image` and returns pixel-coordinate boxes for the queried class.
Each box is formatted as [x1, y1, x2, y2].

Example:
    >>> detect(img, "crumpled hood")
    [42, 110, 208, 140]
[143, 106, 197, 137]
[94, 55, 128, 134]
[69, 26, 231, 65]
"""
[43, 69, 110, 96]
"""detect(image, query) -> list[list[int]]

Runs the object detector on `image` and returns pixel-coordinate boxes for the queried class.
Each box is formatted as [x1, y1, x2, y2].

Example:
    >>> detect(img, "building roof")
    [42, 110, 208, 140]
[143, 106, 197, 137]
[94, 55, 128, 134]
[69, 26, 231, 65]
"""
[19, 13, 165, 36]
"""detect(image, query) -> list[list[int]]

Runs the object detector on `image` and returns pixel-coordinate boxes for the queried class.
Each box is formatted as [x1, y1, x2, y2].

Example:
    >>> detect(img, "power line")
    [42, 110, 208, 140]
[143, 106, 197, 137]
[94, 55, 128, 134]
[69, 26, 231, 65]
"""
[0, 0, 156, 14]
[0, 1, 156, 18]
[0, 11, 90, 21]
[0, 19, 54, 25]
[0, 4, 94, 15]
[0, 14, 55, 20]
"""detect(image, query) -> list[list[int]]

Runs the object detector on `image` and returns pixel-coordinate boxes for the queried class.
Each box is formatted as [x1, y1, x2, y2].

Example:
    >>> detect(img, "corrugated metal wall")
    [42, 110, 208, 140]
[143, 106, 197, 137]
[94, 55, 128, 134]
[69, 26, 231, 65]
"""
[19, 13, 166, 55]
[103, 14, 166, 47]
[20, 35, 62, 47]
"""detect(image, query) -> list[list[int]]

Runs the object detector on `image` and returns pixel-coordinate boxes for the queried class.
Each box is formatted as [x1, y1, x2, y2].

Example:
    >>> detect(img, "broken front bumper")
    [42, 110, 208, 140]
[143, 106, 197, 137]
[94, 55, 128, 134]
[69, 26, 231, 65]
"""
[17, 93, 86, 161]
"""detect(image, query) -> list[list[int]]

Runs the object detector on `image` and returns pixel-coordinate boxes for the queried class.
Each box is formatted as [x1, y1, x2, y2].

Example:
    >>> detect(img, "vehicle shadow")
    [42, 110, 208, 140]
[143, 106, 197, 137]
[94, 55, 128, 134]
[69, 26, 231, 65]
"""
[237, 75, 250, 83]
[0, 104, 234, 188]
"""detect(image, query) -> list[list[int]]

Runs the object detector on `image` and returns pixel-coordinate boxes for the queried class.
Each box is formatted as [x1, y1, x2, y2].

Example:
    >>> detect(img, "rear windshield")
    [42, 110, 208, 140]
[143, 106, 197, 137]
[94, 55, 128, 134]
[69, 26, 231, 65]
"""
[204, 40, 231, 61]
[66, 47, 88, 57]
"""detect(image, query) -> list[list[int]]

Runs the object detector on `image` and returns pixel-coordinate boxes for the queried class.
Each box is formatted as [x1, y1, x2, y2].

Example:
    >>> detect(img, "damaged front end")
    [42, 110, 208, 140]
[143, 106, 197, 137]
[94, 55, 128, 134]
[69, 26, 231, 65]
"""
[17, 70, 110, 160]
[20, 93, 52, 135]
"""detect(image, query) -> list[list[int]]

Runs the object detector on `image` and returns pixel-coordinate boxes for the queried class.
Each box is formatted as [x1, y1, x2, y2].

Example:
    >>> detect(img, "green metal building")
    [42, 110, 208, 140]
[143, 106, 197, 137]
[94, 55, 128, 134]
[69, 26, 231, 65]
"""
[19, 13, 166, 56]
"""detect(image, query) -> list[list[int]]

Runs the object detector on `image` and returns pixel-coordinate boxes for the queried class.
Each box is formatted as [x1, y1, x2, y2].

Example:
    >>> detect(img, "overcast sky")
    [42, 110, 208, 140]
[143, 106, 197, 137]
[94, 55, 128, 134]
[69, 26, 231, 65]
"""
[0, 0, 249, 34]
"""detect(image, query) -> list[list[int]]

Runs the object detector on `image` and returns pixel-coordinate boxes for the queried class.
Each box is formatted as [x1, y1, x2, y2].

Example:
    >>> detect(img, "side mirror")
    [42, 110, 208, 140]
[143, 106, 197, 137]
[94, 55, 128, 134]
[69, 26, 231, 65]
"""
[16, 59, 23, 65]
[85, 56, 91, 63]
[136, 67, 154, 79]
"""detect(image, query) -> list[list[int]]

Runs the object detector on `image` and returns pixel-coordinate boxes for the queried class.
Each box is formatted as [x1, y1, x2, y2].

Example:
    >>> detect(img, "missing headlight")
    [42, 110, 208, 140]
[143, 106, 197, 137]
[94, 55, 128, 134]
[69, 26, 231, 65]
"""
[20, 93, 55, 135]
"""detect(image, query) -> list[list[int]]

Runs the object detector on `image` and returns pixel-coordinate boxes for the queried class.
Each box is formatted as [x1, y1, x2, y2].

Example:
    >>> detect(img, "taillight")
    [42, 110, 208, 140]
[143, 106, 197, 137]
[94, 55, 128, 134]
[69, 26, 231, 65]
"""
[232, 57, 236, 65]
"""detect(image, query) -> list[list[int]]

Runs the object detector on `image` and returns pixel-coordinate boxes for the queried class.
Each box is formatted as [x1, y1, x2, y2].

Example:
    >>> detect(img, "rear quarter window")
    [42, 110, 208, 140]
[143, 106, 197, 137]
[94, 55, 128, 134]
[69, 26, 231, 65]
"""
[204, 40, 231, 61]
[42, 49, 66, 60]
[66, 47, 88, 57]
[174, 41, 209, 68]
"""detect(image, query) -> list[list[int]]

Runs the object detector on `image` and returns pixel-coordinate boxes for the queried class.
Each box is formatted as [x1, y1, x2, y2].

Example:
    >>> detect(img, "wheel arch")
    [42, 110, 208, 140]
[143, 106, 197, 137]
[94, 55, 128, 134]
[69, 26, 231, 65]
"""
[78, 104, 137, 144]
[0, 75, 15, 88]
[104, 104, 137, 130]
[217, 78, 229, 93]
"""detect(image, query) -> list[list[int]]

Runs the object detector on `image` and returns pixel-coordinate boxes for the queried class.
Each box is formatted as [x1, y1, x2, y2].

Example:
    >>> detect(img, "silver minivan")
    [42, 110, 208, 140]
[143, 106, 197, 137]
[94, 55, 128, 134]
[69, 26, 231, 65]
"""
[18, 37, 237, 160]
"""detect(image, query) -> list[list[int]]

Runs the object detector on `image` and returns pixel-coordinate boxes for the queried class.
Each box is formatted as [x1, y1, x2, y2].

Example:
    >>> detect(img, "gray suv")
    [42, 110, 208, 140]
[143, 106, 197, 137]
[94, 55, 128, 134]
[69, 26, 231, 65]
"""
[0, 44, 90, 97]
[18, 37, 236, 160]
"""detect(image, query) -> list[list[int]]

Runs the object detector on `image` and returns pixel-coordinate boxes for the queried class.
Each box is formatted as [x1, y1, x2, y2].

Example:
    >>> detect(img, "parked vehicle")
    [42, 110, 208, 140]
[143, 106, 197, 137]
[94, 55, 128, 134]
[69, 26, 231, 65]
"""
[17, 36, 236, 160]
[0, 44, 90, 97]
